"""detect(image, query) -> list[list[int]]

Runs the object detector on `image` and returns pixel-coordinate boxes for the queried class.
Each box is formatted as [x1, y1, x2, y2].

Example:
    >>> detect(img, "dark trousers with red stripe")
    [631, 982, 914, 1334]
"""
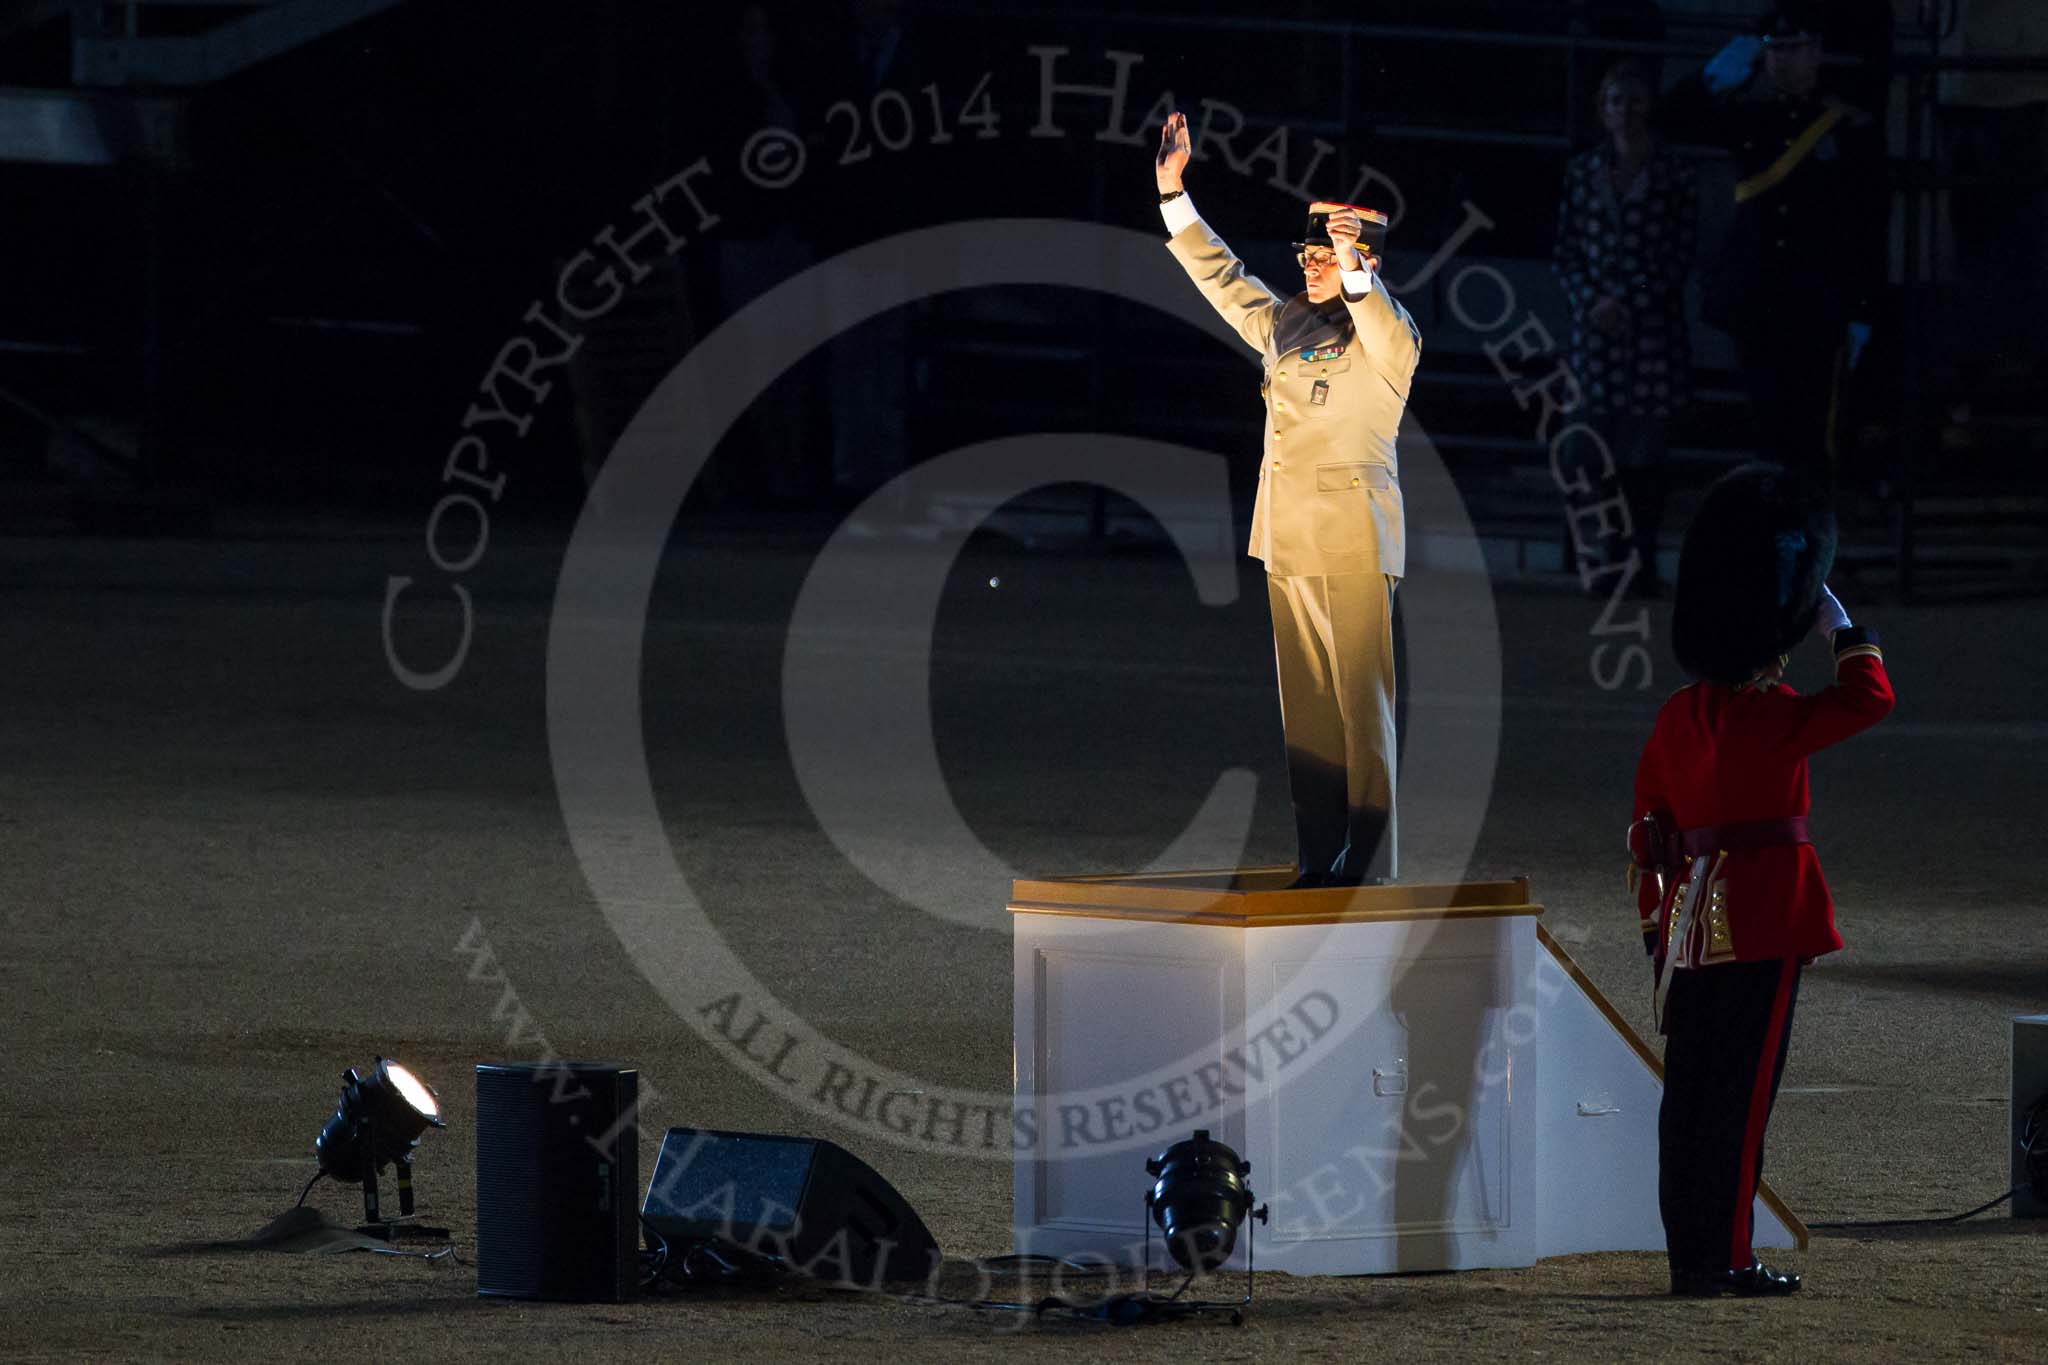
[1658, 957, 1802, 1274]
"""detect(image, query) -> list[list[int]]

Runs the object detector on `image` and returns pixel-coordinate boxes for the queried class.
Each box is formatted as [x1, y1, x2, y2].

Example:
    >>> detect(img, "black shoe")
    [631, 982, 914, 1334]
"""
[1670, 1260, 1801, 1297]
[1286, 871, 1337, 890]
[1325, 848, 1393, 887]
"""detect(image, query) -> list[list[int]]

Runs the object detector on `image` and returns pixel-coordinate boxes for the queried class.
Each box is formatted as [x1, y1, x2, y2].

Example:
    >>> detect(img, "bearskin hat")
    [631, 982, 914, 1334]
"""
[1672, 462, 1837, 685]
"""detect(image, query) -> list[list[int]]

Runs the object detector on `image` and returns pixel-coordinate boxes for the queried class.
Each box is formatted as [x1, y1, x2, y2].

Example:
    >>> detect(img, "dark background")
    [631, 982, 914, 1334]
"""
[3, 8, 2047, 1355]
[5, 0, 2041, 589]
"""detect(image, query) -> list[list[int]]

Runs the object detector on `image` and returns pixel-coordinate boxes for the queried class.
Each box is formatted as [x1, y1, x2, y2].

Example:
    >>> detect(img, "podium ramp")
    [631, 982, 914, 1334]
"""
[1535, 925, 1805, 1257]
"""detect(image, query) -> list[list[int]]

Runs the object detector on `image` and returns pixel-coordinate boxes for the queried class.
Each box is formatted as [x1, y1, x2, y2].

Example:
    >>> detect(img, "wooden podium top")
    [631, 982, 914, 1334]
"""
[1009, 867, 1541, 928]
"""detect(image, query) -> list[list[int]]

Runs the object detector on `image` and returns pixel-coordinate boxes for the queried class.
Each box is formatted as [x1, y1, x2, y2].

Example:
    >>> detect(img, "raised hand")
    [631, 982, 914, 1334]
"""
[1812, 584, 1850, 640]
[1325, 206, 1364, 269]
[1156, 110, 1190, 194]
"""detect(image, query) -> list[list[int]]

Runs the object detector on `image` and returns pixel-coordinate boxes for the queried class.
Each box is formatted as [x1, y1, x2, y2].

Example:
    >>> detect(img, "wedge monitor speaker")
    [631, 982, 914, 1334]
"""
[641, 1127, 939, 1284]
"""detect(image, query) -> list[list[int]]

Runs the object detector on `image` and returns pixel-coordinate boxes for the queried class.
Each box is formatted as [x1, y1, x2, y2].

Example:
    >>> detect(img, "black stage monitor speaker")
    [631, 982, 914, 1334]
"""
[641, 1127, 939, 1284]
[475, 1062, 639, 1301]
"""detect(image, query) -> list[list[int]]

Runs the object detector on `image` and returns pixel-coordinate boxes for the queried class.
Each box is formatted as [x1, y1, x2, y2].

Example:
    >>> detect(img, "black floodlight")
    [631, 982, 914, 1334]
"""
[1086, 1128, 1270, 1326]
[314, 1056, 445, 1226]
[1145, 1129, 1259, 1273]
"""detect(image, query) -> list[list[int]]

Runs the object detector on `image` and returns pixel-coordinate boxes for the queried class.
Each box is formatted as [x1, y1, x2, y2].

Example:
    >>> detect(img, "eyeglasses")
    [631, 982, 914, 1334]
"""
[1296, 251, 1341, 270]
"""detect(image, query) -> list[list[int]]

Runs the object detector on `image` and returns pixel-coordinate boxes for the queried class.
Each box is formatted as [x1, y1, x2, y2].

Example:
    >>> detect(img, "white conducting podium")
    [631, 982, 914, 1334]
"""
[1010, 869, 1804, 1275]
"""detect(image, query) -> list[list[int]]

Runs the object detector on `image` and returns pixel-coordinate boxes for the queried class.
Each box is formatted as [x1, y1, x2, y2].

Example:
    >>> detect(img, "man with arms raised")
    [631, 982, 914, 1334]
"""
[1154, 110, 1422, 885]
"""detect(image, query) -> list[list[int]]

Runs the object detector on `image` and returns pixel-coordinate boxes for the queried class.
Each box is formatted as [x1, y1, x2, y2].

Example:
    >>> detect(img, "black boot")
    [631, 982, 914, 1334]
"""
[1670, 1260, 1802, 1297]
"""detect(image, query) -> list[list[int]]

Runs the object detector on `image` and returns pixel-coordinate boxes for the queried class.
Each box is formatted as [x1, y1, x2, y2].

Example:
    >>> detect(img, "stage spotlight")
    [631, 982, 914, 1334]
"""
[313, 1056, 445, 1226]
[1144, 1129, 1262, 1274]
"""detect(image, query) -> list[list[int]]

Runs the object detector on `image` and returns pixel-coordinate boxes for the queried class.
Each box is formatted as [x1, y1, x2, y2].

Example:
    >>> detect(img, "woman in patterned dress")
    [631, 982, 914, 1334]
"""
[1554, 60, 1698, 596]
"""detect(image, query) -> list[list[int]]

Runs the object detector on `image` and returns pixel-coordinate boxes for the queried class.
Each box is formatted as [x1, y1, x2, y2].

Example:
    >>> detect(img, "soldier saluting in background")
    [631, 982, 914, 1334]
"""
[1666, 0, 1888, 487]
[1153, 109, 1422, 886]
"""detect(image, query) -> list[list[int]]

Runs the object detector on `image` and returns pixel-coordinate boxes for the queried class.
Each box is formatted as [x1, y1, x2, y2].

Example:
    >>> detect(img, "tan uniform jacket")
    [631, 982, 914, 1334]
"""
[1165, 218, 1422, 578]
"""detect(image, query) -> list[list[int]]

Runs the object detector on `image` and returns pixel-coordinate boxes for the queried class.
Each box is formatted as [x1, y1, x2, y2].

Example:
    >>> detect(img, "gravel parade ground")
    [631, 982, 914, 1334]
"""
[3, 526, 2042, 1361]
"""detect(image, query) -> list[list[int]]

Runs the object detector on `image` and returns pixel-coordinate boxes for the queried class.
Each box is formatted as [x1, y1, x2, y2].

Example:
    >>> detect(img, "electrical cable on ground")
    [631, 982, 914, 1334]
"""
[1811, 1183, 2021, 1230]
[1815, 1097, 2046, 1231]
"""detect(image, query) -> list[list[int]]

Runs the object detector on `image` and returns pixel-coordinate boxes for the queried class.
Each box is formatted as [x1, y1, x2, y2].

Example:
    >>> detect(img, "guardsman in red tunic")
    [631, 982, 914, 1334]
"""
[1626, 462, 1893, 1296]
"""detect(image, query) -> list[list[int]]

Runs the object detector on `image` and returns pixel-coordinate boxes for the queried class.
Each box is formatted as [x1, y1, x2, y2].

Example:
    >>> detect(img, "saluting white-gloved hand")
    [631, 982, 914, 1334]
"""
[1813, 584, 1851, 640]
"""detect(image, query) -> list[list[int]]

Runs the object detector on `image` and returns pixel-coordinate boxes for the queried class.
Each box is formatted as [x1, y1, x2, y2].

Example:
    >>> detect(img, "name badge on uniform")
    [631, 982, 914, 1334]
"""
[1310, 379, 1331, 406]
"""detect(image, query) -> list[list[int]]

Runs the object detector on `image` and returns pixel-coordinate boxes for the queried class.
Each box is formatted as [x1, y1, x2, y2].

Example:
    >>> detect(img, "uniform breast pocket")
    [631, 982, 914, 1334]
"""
[1311, 462, 1391, 556]
[1299, 356, 1352, 413]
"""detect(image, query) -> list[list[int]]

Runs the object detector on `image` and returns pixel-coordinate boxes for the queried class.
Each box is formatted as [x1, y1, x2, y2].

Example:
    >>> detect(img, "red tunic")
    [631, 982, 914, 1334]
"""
[1631, 633, 1893, 967]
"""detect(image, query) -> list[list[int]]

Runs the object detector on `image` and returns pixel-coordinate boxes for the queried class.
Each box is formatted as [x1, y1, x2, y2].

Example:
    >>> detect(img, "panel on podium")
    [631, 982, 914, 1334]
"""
[1260, 951, 1518, 1265]
[1034, 941, 1234, 1237]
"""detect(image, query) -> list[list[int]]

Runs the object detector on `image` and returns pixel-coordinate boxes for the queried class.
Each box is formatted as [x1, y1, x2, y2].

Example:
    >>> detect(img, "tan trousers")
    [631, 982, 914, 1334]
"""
[1266, 572, 1398, 882]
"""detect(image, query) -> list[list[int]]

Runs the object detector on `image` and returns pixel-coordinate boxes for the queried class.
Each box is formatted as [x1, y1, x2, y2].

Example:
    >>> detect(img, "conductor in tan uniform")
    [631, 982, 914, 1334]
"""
[1155, 110, 1423, 885]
